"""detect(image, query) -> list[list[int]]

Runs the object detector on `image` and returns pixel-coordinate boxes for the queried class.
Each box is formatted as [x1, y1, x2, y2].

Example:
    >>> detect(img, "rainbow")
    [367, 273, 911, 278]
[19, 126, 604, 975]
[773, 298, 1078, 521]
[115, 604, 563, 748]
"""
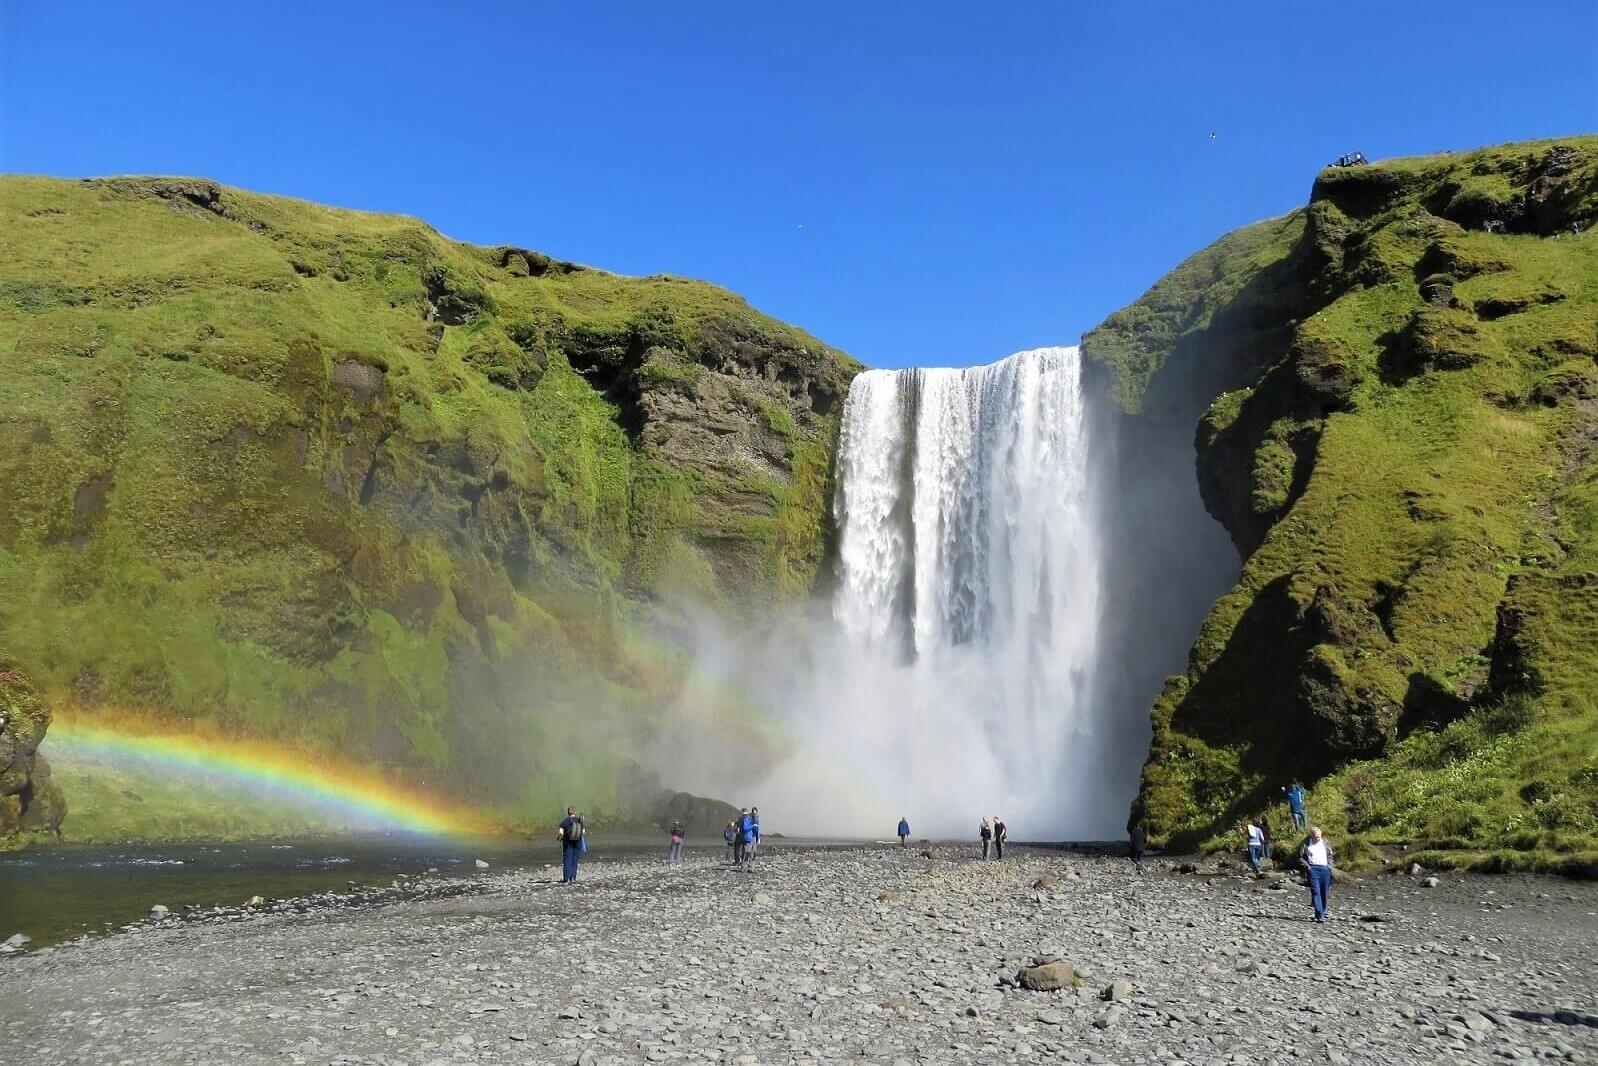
[46, 716, 496, 838]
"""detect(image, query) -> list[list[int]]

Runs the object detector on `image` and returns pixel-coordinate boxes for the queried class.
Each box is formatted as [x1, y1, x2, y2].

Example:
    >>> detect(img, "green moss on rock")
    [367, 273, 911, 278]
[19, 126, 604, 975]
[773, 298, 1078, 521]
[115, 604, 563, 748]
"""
[0, 175, 861, 842]
[1089, 136, 1598, 860]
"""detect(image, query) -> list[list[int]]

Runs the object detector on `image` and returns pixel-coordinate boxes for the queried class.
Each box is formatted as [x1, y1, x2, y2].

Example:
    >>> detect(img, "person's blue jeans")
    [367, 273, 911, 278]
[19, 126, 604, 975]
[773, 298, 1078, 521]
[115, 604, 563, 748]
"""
[1291, 808, 1307, 830]
[1247, 844, 1263, 871]
[562, 844, 580, 883]
[1307, 864, 1332, 919]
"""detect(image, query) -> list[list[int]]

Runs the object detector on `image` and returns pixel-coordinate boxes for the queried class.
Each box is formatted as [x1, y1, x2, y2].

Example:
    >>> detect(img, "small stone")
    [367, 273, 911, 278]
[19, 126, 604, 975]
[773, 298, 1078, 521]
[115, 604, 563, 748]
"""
[244, 895, 265, 907]
[474, 859, 490, 869]
[1037, 1010, 1066, 1026]
[1102, 979, 1133, 1002]
[1409, 863, 1424, 876]
[753, 892, 773, 905]
[1093, 1005, 1126, 1029]
[1423, 877, 1441, 888]
[557, 1006, 580, 1020]
[0, 933, 30, 952]
[150, 905, 170, 919]
[878, 891, 898, 903]
[1032, 876, 1058, 890]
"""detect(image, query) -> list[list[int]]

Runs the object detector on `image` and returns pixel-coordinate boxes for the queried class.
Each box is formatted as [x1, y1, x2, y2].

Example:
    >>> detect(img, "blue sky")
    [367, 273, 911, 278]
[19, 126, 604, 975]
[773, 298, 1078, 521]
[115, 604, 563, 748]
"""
[3, 3, 1594, 369]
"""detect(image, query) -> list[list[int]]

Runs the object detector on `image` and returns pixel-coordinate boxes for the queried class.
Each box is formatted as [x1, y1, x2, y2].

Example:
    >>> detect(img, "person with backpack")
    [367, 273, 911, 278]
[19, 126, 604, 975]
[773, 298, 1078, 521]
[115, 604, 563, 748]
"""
[738, 807, 757, 869]
[993, 816, 1008, 860]
[668, 822, 684, 865]
[1245, 818, 1265, 872]
[556, 806, 585, 883]
[897, 817, 910, 847]
[723, 819, 737, 863]
[1129, 821, 1148, 874]
[1299, 826, 1335, 923]
[979, 817, 992, 860]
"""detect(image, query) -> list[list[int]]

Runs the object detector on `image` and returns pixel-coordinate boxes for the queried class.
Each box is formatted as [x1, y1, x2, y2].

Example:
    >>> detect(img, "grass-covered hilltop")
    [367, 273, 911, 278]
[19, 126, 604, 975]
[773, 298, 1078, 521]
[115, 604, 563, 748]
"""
[1086, 136, 1598, 873]
[0, 175, 858, 842]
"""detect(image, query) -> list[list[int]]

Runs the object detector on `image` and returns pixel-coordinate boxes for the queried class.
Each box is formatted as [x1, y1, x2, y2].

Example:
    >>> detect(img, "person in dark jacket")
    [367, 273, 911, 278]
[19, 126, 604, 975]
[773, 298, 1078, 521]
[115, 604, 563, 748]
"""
[897, 817, 910, 847]
[732, 809, 749, 867]
[993, 817, 1008, 860]
[723, 819, 737, 862]
[979, 817, 993, 860]
[556, 806, 584, 883]
[1129, 821, 1148, 874]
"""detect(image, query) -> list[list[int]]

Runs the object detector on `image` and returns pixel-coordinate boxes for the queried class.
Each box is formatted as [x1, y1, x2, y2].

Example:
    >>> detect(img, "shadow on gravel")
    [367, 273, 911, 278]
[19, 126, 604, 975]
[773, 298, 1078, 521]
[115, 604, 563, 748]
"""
[1507, 1010, 1598, 1029]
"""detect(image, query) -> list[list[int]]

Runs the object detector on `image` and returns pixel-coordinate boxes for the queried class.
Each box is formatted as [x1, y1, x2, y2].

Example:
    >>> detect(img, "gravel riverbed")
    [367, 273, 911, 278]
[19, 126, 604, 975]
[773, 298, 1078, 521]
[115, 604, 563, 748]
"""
[3, 845, 1596, 1065]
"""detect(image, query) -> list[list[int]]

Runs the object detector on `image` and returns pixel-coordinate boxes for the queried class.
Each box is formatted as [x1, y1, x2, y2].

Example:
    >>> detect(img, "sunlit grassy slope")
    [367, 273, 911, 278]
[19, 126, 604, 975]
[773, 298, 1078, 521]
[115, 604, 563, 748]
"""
[1085, 136, 1598, 871]
[0, 176, 860, 841]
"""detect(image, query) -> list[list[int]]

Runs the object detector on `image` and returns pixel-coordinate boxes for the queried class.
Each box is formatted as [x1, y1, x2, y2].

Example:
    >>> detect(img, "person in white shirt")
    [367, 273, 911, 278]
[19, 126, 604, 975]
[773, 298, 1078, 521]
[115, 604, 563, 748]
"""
[1299, 827, 1335, 922]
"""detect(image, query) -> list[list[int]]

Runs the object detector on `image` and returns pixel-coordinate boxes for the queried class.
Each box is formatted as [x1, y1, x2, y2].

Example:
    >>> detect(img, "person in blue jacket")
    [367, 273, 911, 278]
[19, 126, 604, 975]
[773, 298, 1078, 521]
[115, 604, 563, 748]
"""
[1283, 781, 1308, 830]
[749, 807, 762, 861]
[897, 817, 910, 847]
[738, 807, 758, 869]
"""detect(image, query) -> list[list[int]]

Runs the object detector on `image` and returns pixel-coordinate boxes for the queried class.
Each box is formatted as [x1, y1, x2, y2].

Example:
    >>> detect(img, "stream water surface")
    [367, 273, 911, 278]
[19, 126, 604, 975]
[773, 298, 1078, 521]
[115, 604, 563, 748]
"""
[0, 834, 761, 949]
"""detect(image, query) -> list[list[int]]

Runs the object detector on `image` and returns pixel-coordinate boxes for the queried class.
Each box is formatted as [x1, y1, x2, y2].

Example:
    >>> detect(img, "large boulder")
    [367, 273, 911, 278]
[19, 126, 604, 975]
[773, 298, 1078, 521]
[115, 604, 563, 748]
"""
[1018, 961, 1076, 992]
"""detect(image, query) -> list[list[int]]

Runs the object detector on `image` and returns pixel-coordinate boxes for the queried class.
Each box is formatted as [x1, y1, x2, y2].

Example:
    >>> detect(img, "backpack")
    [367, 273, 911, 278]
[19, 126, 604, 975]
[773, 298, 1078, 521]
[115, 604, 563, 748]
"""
[567, 817, 585, 843]
[724, 824, 736, 843]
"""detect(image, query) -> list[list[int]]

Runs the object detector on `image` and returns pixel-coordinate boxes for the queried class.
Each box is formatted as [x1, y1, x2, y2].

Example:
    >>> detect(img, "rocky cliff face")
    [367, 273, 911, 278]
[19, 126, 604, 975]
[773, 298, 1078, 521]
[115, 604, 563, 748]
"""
[0, 658, 66, 839]
[0, 176, 860, 838]
[1085, 137, 1598, 865]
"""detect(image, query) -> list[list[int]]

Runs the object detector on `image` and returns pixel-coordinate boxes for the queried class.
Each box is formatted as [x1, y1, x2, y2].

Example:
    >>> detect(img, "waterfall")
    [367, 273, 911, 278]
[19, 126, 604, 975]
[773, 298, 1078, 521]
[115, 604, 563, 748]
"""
[827, 346, 1107, 836]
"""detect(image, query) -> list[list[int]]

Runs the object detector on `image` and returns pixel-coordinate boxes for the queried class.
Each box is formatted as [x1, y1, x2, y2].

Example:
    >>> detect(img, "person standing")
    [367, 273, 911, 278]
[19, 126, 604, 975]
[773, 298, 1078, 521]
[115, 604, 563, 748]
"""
[1283, 781, 1308, 830]
[732, 809, 749, 867]
[668, 822, 684, 865]
[748, 806, 762, 863]
[723, 819, 737, 863]
[979, 817, 992, 860]
[897, 817, 911, 847]
[556, 806, 585, 884]
[738, 807, 757, 869]
[1245, 819, 1265, 872]
[1299, 826, 1335, 923]
[1129, 821, 1147, 874]
[1259, 813, 1273, 865]
[993, 817, 1008, 860]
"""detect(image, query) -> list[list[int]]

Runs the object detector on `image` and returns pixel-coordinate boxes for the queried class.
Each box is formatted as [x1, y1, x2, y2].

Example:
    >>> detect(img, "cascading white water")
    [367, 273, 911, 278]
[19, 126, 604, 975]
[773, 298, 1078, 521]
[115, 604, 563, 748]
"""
[825, 346, 1107, 836]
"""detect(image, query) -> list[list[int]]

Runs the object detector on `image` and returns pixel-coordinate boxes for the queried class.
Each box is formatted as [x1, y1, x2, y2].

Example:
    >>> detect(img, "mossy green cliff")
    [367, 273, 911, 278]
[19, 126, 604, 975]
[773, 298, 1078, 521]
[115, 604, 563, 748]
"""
[0, 176, 859, 839]
[1087, 136, 1598, 870]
